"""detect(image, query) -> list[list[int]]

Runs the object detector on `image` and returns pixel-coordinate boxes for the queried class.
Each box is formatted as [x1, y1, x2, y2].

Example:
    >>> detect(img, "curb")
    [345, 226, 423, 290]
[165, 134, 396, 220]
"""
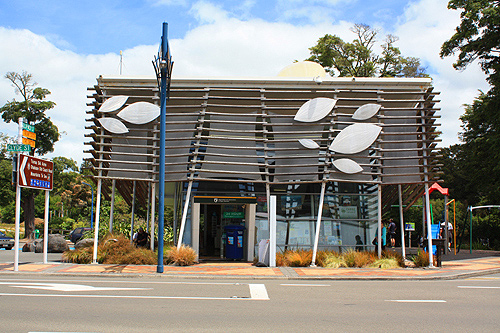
[1, 266, 499, 281]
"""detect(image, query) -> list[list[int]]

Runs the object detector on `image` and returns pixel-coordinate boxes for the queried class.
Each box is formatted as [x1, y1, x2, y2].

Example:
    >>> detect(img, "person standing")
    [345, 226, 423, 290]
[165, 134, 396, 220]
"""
[372, 221, 387, 252]
[388, 218, 397, 248]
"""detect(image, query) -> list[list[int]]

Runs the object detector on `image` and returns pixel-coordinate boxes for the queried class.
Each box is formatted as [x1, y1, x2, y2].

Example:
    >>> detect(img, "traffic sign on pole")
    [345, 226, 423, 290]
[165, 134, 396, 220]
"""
[18, 154, 53, 190]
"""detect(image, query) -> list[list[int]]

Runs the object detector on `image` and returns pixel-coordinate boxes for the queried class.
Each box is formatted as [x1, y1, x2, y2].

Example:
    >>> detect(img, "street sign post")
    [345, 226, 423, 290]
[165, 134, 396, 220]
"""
[7, 144, 31, 152]
[22, 122, 34, 132]
[18, 154, 53, 190]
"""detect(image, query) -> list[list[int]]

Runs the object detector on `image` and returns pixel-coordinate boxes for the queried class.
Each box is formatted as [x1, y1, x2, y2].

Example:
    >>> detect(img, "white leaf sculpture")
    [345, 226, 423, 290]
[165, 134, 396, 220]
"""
[299, 139, 320, 149]
[352, 103, 381, 120]
[98, 118, 129, 134]
[294, 97, 337, 122]
[117, 102, 160, 124]
[98, 96, 128, 113]
[329, 123, 381, 154]
[333, 158, 363, 174]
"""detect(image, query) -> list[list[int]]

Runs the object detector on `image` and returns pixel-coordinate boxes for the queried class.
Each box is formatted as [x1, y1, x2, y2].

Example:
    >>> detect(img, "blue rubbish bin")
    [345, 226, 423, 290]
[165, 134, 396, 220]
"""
[224, 225, 245, 260]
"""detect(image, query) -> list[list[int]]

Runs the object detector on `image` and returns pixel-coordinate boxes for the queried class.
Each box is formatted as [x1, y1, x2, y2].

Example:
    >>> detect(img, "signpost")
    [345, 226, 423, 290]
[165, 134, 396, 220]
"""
[7, 144, 31, 152]
[13, 118, 52, 271]
[18, 154, 53, 190]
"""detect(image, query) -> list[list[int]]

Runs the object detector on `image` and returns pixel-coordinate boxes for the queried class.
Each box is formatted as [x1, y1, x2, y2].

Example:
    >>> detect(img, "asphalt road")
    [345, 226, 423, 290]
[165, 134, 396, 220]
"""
[0, 248, 64, 263]
[1, 274, 500, 332]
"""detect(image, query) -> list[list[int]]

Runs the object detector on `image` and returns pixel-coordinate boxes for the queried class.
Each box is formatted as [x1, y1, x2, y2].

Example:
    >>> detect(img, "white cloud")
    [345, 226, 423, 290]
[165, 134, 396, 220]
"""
[189, 1, 229, 24]
[0, 27, 121, 164]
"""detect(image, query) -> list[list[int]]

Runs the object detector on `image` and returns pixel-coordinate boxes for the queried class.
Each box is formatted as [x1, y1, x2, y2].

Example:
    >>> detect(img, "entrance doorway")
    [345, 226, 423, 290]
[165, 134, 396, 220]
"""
[199, 204, 221, 257]
[192, 196, 257, 261]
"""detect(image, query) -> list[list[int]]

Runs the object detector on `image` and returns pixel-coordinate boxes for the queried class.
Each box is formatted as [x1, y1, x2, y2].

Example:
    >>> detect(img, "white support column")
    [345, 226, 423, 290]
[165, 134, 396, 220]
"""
[245, 203, 256, 261]
[311, 182, 326, 267]
[177, 180, 193, 249]
[109, 179, 116, 233]
[269, 195, 277, 268]
[191, 202, 200, 257]
[146, 181, 151, 232]
[377, 184, 382, 257]
[14, 178, 21, 272]
[150, 182, 156, 251]
[424, 183, 434, 267]
[130, 180, 136, 243]
[444, 195, 449, 255]
[92, 178, 102, 264]
[43, 190, 49, 264]
[14, 118, 23, 272]
[398, 184, 406, 258]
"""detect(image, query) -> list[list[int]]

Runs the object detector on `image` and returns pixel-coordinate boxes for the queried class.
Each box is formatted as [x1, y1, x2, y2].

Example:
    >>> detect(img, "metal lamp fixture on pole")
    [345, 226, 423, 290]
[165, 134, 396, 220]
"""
[82, 182, 94, 229]
[152, 22, 173, 273]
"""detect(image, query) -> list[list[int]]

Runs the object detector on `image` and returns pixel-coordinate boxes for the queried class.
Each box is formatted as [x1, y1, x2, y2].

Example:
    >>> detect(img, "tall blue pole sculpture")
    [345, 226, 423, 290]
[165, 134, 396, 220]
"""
[82, 182, 94, 229]
[153, 22, 173, 273]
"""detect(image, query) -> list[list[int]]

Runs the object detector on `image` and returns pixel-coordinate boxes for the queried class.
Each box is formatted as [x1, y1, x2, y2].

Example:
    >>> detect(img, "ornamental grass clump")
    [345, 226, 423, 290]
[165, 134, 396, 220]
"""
[383, 250, 405, 267]
[342, 249, 356, 267]
[287, 249, 312, 267]
[315, 250, 337, 267]
[62, 234, 157, 265]
[324, 252, 347, 268]
[275, 249, 313, 267]
[369, 257, 400, 269]
[353, 250, 377, 268]
[166, 245, 198, 266]
[411, 249, 430, 268]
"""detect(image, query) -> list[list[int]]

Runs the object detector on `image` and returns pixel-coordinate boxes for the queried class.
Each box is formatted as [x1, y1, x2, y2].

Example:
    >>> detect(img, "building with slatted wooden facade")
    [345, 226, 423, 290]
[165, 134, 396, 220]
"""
[85, 73, 440, 260]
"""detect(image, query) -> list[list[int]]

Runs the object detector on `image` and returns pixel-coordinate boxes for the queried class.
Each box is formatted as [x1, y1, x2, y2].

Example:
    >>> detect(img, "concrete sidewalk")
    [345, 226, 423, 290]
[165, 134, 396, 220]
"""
[1, 254, 500, 280]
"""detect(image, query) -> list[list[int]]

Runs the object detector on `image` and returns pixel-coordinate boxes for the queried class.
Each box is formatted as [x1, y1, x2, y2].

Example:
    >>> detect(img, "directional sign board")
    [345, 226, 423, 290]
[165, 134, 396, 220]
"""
[18, 154, 53, 190]
[22, 137, 35, 148]
[22, 129, 36, 140]
[7, 144, 31, 152]
[22, 122, 35, 132]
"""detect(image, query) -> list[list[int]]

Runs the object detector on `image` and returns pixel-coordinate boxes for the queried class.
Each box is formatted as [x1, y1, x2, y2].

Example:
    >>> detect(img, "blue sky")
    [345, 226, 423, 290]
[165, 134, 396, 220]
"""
[0, 0, 410, 54]
[0, 0, 490, 164]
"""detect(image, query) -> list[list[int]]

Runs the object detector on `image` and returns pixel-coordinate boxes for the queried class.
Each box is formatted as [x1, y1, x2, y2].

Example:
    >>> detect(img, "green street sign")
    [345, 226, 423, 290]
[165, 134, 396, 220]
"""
[7, 144, 31, 152]
[22, 122, 34, 132]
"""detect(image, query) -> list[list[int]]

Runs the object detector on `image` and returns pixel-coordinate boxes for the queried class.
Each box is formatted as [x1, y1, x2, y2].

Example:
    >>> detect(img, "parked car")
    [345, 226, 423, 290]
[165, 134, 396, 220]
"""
[69, 227, 92, 244]
[0, 231, 14, 250]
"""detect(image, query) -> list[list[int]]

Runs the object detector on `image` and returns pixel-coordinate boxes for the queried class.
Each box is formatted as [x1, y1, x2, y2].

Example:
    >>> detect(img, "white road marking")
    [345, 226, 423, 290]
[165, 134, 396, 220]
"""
[458, 286, 500, 289]
[386, 300, 446, 303]
[249, 284, 269, 300]
[0, 293, 252, 300]
[0, 278, 243, 286]
[0, 281, 270, 300]
[0, 282, 150, 292]
[280, 284, 330, 287]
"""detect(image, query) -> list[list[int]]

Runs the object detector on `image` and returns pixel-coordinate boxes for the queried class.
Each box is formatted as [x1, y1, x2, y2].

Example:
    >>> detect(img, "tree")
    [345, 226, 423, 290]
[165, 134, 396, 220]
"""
[0, 71, 60, 238]
[440, 0, 500, 85]
[440, 1, 500, 204]
[307, 24, 427, 77]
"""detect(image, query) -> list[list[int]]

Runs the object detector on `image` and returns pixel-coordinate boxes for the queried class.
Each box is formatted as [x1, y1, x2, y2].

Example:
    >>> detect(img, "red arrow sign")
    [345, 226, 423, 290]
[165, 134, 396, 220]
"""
[18, 154, 53, 190]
